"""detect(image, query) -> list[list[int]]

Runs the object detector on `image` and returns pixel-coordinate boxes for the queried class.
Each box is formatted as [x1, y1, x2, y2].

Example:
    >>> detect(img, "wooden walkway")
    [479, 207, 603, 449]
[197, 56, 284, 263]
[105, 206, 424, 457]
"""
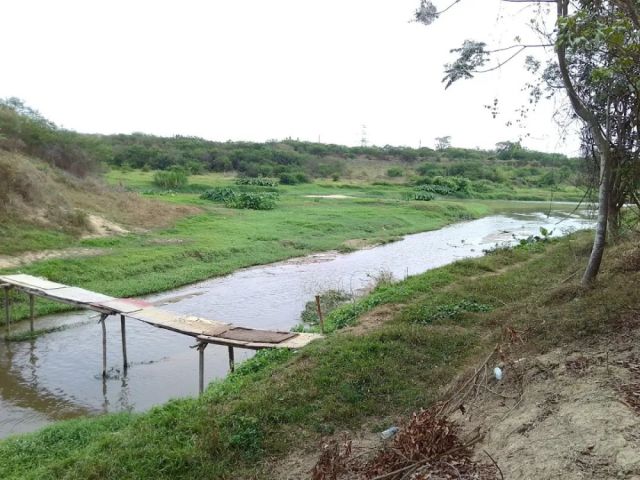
[0, 274, 321, 393]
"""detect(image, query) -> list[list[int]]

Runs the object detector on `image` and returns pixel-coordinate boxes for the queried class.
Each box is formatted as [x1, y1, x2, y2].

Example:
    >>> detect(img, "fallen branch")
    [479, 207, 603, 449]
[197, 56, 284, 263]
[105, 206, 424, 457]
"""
[483, 449, 504, 480]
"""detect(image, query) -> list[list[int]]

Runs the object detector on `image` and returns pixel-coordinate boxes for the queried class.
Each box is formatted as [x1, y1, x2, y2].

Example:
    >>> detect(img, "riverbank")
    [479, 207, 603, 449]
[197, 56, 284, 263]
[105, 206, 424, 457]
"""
[0, 170, 586, 323]
[1, 229, 638, 479]
[0, 199, 485, 322]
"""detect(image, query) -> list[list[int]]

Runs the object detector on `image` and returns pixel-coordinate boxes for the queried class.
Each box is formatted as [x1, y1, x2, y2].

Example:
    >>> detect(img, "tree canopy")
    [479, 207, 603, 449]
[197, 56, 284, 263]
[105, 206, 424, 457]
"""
[416, 0, 640, 284]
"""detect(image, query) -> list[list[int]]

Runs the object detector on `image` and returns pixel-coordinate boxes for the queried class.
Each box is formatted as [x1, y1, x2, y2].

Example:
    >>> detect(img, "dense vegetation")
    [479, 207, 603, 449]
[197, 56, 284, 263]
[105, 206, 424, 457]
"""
[100, 135, 586, 192]
[1, 98, 587, 196]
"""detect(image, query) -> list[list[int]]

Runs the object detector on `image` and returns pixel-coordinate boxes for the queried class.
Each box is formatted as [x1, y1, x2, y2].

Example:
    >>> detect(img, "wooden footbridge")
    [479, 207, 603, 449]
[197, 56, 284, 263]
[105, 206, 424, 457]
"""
[0, 274, 321, 394]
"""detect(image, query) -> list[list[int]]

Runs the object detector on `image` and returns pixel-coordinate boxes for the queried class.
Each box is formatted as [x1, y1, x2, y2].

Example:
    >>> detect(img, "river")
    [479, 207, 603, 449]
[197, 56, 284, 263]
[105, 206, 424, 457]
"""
[0, 209, 592, 438]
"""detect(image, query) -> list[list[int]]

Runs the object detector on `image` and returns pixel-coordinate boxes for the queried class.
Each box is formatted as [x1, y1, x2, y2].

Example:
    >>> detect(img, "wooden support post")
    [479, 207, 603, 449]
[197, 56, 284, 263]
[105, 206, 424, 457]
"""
[4, 287, 11, 335]
[100, 314, 108, 377]
[120, 314, 128, 371]
[315, 294, 324, 334]
[228, 345, 235, 373]
[197, 342, 207, 395]
[29, 294, 35, 333]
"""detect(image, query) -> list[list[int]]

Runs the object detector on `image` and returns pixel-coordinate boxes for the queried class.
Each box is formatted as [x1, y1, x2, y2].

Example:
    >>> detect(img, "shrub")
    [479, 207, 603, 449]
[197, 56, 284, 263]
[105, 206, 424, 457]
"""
[386, 167, 404, 178]
[413, 176, 471, 197]
[225, 192, 278, 210]
[412, 191, 435, 201]
[200, 187, 237, 202]
[234, 177, 279, 187]
[414, 184, 454, 196]
[416, 162, 446, 177]
[152, 169, 189, 189]
[185, 161, 205, 174]
[279, 171, 310, 185]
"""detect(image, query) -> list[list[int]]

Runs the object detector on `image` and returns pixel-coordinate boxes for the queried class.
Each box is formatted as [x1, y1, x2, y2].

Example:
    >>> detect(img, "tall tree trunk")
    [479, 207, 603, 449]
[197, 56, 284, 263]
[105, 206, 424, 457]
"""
[555, 0, 612, 285]
[607, 151, 623, 240]
[582, 149, 612, 285]
[607, 207, 620, 240]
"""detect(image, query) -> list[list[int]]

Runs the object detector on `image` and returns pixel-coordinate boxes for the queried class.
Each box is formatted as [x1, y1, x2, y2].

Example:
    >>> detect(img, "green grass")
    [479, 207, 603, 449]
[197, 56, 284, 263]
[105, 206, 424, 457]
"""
[0, 223, 73, 256]
[2, 229, 637, 479]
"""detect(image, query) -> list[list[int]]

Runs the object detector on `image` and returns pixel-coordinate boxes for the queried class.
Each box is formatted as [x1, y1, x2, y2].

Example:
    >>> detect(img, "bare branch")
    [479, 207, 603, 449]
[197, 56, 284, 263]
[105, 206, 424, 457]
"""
[487, 43, 554, 53]
[475, 47, 528, 73]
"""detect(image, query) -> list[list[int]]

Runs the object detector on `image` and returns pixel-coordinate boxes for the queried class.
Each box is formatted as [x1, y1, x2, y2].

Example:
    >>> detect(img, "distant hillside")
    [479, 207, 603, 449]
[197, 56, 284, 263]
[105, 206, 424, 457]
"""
[95, 134, 586, 187]
[0, 100, 198, 254]
[1, 98, 589, 188]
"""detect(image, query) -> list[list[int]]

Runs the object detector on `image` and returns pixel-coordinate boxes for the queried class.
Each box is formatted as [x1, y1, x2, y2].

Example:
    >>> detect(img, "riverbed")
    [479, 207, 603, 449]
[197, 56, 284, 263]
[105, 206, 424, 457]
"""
[0, 210, 592, 438]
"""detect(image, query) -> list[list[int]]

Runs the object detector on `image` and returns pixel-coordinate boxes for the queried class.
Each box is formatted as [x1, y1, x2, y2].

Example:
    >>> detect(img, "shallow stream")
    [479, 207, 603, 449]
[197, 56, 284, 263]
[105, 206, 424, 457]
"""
[0, 209, 592, 438]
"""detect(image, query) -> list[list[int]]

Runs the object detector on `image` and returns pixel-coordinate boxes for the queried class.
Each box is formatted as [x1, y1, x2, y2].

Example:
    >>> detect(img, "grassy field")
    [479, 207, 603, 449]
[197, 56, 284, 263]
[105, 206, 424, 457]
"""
[1, 228, 636, 479]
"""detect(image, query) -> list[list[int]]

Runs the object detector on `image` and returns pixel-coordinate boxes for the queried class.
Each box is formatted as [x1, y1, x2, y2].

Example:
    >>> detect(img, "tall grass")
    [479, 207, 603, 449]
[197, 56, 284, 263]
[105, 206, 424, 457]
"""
[152, 169, 189, 189]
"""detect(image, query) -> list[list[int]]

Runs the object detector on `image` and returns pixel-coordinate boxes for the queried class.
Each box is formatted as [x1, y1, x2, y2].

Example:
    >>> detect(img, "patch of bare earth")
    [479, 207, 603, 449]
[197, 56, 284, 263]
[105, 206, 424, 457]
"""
[82, 214, 129, 238]
[277, 322, 640, 479]
[0, 151, 199, 237]
[66, 184, 200, 231]
[343, 304, 404, 336]
[454, 329, 640, 479]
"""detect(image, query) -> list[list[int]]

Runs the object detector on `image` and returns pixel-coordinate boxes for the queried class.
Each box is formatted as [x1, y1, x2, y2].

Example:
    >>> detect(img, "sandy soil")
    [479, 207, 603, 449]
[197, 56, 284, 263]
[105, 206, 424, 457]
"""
[82, 214, 130, 238]
[455, 329, 640, 479]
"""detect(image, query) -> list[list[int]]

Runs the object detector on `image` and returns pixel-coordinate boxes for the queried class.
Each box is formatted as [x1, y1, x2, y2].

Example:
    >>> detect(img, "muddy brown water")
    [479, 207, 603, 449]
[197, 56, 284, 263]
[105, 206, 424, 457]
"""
[0, 210, 592, 438]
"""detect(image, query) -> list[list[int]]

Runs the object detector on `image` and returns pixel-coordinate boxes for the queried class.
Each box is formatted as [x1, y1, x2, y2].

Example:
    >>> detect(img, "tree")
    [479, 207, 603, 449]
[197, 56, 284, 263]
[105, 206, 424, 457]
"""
[415, 0, 640, 285]
[495, 140, 524, 160]
[435, 135, 452, 150]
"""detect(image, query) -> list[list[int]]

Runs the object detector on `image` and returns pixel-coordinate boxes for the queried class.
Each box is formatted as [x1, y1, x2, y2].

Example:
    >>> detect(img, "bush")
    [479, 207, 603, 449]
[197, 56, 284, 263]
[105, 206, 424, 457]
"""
[386, 167, 404, 178]
[152, 169, 189, 189]
[412, 191, 435, 201]
[416, 162, 446, 177]
[225, 192, 278, 210]
[414, 184, 454, 196]
[234, 177, 279, 187]
[279, 172, 310, 185]
[200, 187, 237, 202]
[413, 176, 471, 197]
[200, 189, 278, 210]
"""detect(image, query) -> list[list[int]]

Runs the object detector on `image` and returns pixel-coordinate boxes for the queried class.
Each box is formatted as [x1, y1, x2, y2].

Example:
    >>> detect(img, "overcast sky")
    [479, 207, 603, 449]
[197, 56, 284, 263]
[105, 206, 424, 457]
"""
[1, 0, 580, 154]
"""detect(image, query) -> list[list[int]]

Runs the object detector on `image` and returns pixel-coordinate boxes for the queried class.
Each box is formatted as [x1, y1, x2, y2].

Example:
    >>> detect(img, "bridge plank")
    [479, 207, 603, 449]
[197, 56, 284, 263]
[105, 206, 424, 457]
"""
[0, 274, 322, 350]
